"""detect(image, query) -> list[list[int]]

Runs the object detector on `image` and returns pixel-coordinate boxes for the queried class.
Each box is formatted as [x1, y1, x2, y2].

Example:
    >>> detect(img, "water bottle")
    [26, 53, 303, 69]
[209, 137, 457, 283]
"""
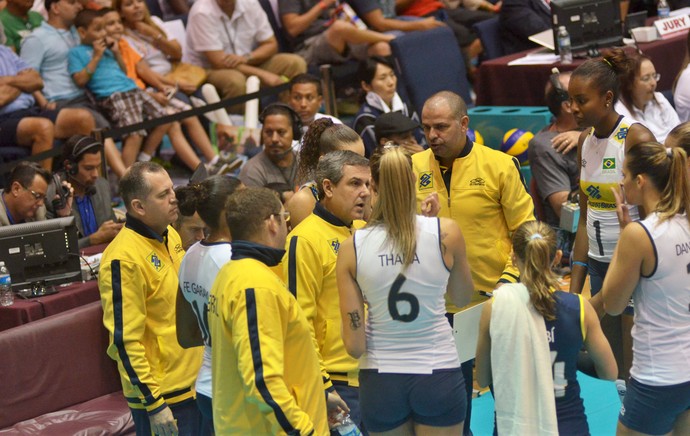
[657, 0, 670, 18]
[333, 413, 362, 436]
[557, 26, 573, 64]
[0, 261, 13, 307]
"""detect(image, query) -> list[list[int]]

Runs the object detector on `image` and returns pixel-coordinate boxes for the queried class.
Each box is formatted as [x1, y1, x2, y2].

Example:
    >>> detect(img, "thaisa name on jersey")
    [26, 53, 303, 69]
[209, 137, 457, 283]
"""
[676, 241, 690, 256]
[546, 326, 556, 344]
[378, 253, 420, 266]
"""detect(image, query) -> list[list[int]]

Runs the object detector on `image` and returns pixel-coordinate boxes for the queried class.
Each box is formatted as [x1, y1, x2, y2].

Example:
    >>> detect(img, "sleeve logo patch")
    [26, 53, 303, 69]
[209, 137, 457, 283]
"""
[419, 171, 433, 189]
[147, 252, 164, 272]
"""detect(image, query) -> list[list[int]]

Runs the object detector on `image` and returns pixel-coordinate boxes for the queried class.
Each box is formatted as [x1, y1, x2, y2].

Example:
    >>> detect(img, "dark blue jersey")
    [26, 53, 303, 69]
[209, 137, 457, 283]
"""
[545, 290, 589, 435]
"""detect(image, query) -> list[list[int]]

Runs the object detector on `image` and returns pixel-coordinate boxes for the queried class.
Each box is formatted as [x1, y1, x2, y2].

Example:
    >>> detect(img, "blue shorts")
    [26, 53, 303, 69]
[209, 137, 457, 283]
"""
[620, 377, 690, 434]
[359, 368, 466, 432]
[589, 257, 633, 315]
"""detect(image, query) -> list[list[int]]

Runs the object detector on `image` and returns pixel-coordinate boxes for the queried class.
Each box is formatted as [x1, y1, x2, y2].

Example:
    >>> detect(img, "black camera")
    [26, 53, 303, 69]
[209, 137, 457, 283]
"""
[52, 174, 71, 211]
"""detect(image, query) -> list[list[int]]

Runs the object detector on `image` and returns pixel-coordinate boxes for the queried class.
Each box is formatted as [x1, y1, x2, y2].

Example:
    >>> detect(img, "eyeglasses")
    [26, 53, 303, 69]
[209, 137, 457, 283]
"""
[269, 211, 290, 223]
[640, 73, 660, 83]
[23, 186, 46, 201]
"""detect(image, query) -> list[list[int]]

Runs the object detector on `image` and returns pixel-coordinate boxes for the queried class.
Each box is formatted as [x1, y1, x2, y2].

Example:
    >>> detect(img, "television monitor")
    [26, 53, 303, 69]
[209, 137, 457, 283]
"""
[551, 0, 623, 56]
[0, 216, 81, 291]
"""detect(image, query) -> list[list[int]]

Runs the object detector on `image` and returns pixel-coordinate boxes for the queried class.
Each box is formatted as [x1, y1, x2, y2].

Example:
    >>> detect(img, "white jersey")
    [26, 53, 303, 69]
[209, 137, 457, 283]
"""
[580, 116, 640, 262]
[633, 213, 690, 385]
[178, 240, 232, 398]
[354, 215, 460, 373]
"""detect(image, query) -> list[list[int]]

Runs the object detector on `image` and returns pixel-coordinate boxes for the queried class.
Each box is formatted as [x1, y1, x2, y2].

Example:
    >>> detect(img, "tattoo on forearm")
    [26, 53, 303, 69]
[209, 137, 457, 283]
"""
[441, 231, 448, 256]
[348, 311, 362, 330]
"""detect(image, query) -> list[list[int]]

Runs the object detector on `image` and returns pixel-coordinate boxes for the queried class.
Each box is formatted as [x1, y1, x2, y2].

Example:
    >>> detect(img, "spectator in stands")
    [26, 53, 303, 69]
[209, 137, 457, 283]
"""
[288, 73, 341, 134]
[499, 0, 550, 54]
[374, 111, 424, 154]
[0, 161, 72, 226]
[615, 52, 679, 142]
[1, 0, 43, 51]
[238, 103, 301, 188]
[288, 118, 365, 228]
[528, 71, 580, 258]
[185, 0, 306, 105]
[68, 9, 172, 168]
[0, 44, 96, 170]
[353, 56, 421, 157]
[103, 8, 233, 174]
[674, 30, 690, 123]
[348, 0, 445, 35]
[46, 135, 122, 248]
[382, 0, 489, 61]
[279, 0, 394, 66]
[99, 161, 203, 436]
[21, 0, 127, 178]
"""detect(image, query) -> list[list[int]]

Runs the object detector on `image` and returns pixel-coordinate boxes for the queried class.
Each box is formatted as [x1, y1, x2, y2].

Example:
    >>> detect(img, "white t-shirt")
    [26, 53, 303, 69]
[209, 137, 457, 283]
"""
[614, 93, 680, 143]
[633, 212, 690, 385]
[354, 216, 460, 373]
[123, 16, 173, 76]
[184, 0, 274, 68]
[675, 66, 690, 123]
[178, 240, 232, 398]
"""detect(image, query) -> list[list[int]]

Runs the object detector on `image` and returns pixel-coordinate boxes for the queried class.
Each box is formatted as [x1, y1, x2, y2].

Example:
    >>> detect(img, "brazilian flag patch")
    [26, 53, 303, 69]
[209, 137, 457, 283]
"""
[419, 171, 433, 189]
[602, 158, 616, 170]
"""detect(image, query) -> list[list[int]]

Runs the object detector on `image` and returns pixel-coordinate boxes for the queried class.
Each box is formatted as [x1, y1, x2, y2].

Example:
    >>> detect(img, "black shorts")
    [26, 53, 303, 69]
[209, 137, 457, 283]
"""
[0, 107, 59, 147]
[359, 368, 467, 432]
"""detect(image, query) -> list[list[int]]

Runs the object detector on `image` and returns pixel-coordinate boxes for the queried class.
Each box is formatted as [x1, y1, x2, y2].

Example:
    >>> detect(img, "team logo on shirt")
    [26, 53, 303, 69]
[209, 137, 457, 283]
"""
[147, 252, 164, 272]
[615, 127, 629, 141]
[328, 238, 340, 255]
[419, 172, 433, 189]
[469, 177, 485, 186]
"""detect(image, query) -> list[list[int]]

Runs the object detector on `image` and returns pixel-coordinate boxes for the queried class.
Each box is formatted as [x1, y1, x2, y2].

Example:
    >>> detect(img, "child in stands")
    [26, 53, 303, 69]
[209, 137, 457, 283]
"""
[68, 8, 171, 168]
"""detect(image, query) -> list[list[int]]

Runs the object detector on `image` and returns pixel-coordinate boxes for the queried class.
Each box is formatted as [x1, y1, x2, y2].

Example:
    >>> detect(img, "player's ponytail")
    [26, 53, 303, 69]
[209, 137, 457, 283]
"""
[368, 146, 417, 267]
[512, 221, 559, 320]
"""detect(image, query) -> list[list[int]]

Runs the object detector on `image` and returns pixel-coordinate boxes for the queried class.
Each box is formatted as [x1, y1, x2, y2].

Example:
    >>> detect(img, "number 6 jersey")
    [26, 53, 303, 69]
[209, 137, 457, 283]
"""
[354, 215, 460, 373]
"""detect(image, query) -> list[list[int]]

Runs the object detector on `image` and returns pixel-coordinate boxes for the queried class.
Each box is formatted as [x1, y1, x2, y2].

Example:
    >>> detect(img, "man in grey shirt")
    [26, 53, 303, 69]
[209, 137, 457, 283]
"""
[239, 104, 301, 189]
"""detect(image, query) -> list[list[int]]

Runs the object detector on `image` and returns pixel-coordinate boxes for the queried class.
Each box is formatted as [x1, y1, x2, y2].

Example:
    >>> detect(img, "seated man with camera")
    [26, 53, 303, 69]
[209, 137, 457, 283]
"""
[46, 135, 122, 248]
[0, 161, 73, 226]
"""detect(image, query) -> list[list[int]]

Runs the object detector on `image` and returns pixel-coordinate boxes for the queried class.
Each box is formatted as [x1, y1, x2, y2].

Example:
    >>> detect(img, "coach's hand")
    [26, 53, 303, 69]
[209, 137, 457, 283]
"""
[326, 391, 349, 427]
[149, 406, 178, 436]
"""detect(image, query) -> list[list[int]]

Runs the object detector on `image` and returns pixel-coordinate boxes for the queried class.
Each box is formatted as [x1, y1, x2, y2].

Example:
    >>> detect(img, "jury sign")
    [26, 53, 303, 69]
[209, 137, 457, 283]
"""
[654, 14, 690, 37]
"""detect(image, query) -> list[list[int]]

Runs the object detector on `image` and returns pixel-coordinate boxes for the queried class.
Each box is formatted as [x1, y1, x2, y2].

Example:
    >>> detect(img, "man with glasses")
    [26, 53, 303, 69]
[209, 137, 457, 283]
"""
[288, 73, 341, 134]
[209, 186, 329, 434]
[284, 150, 370, 430]
[0, 160, 73, 226]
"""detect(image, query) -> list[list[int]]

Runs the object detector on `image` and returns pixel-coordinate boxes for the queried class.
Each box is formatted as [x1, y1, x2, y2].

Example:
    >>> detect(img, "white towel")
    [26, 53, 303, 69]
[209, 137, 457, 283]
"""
[490, 283, 559, 435]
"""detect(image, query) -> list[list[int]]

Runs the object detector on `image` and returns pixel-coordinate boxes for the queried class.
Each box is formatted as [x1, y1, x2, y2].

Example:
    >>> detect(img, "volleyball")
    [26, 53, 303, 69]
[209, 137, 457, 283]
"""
[467, 128, 484, 145]
[501, 129, 533, 165]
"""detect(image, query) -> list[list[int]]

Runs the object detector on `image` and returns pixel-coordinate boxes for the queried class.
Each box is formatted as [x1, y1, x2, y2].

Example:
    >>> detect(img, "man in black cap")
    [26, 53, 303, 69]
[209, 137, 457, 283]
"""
[374, 111, 425, 154]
